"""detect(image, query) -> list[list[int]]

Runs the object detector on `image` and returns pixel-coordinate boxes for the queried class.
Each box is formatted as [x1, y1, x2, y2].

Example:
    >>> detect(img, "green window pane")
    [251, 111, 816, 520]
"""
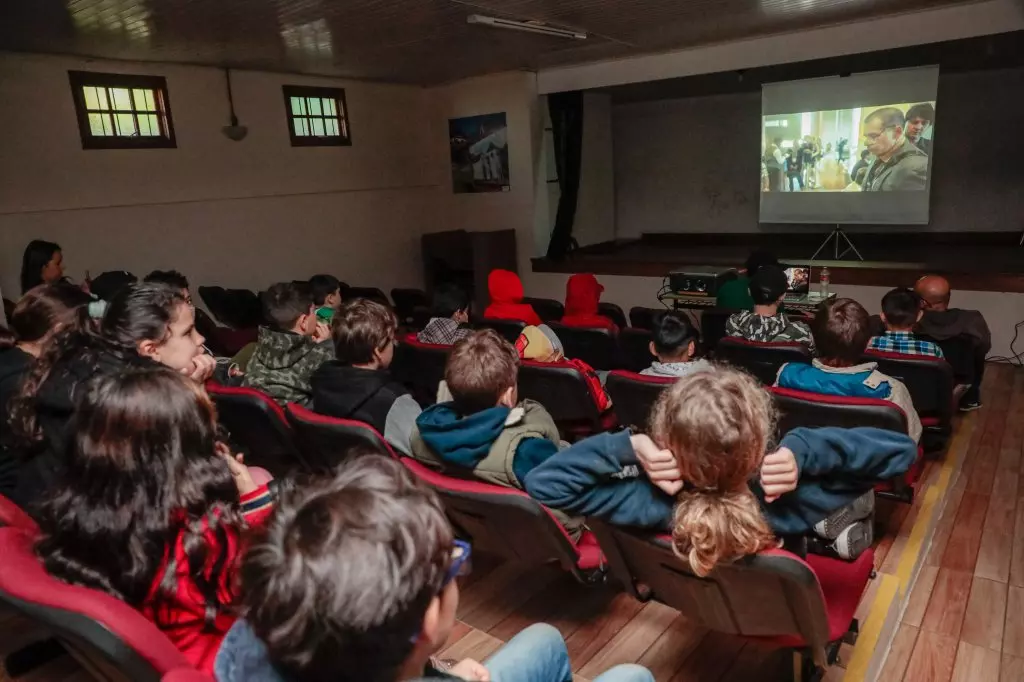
[308, 98, 322, 115]
[111, 88, 132, 111]
[138, 115, 151, 136]
[97, 87, 109, 110]
[311, 118, 325, 136]
[325, 118, 338, 136]
[133, 88, 155, 111]
[290, 97, 303, 115]
[324, 98, 336, 116]
[114, 113, 137, 136]
[293, 118, 308, 136]
[145, 90, 156, 111]
[88, 112, 108, 136]
[147, 114, 160, 136]
[83, 86, 99, 110]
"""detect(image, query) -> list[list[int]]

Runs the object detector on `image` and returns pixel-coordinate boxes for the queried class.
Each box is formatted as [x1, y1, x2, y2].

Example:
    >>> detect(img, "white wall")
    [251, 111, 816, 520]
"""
[0, 52, 441, 297]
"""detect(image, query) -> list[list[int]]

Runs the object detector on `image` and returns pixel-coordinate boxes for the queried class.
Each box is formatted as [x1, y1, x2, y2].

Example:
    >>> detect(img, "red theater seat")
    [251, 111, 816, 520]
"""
[163, 670, 214, 682]
[400, 458, 604, 580]
[518, 360, 616, 438]
[769, 386, 921, 502]
[589, 521, 869, 678]
[391, 334, 450, 406]
[863, 349, 962, 448]
[205, 382, 308, 476]
[285, 403, 397, 470]
[715, 337, 812, 385]
[0, 493, 37, 533]
[0, 527, 192, 681]
[605, 370, 675, 432]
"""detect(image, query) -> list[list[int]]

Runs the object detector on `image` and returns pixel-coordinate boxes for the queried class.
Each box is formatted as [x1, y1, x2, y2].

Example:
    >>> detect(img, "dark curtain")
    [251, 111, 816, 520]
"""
[546, 91, 584, 261]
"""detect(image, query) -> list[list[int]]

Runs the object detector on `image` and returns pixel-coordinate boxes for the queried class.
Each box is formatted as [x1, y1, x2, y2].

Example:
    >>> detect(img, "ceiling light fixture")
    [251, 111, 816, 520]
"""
[466, 14, 587, 40]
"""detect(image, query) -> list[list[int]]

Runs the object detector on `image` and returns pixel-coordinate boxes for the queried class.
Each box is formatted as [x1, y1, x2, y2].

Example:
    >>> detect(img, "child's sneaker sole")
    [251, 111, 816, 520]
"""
[832, 519, 874, 561]
[813, 491, 875, 540]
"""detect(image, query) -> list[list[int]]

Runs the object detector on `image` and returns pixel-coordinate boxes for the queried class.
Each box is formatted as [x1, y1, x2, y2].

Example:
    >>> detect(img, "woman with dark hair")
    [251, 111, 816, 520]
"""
[10, 282, 216, 494]
[20, 240, 64, 295]
[35, 367, 273, 672]
[0, 284, 92, 507]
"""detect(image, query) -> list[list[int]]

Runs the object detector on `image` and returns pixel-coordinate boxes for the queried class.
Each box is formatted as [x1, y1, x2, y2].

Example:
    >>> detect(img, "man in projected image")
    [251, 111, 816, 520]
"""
[905, 103, 935, 157]
[860, 107, 929, 192]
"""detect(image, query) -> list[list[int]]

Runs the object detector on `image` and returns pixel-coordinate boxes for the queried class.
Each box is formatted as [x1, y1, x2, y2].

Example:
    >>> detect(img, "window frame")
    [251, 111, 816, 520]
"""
[281, 85, 351, 147]
[68, 70, 176, 150]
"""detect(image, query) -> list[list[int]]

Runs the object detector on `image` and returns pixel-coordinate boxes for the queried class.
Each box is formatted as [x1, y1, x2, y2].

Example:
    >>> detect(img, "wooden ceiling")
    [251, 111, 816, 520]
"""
[0, 0, 982, 84]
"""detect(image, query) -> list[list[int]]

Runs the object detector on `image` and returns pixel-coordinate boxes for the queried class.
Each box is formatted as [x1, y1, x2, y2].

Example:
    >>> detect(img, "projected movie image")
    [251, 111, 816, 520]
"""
[760, 102, 935, 193]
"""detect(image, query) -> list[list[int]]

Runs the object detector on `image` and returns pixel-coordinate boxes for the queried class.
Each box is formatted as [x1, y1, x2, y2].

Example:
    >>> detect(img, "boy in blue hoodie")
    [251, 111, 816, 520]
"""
[410, 329, 582, 537]
[525, 368, 917, 565]
[775, 297, 922, 443]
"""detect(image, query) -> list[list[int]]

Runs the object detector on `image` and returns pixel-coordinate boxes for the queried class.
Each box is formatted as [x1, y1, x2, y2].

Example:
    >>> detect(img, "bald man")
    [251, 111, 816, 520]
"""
[914, 275, 990, 410]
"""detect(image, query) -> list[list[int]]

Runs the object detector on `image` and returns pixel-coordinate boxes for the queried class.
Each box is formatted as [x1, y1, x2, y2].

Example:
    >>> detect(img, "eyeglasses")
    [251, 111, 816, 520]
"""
[442, 540, 472, 589]
[863, 126, 896, 142]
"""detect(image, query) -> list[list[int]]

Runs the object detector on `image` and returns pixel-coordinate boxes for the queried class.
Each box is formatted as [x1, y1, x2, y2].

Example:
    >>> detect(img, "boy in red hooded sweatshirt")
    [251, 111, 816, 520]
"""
[485, 269, 542, 326]
[561, 273, 618, 332]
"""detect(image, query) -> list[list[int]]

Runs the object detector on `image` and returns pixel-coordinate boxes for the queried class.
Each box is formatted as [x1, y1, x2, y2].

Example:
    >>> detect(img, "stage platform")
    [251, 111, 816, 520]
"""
[531, 232, 1024, 293]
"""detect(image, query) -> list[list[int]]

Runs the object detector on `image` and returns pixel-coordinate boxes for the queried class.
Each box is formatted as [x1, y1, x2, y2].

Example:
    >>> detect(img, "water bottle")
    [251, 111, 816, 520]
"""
[819, 266, 831, 299]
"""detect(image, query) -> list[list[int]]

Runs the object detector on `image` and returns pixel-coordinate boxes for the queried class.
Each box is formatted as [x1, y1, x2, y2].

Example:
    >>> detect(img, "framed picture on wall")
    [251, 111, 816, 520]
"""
[449, 113, 510, 194]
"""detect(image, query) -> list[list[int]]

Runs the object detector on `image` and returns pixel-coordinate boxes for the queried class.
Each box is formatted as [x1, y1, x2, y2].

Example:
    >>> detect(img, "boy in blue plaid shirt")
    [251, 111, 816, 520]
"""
[869, 287, 944, 358]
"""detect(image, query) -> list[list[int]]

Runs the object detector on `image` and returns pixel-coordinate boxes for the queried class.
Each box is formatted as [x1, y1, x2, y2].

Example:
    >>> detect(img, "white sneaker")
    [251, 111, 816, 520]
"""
[831, 520, 874, 561]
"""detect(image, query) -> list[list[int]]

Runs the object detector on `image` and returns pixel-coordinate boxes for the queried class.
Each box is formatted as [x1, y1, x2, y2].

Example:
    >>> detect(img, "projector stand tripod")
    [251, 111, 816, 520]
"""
[811, 226, 864, 261]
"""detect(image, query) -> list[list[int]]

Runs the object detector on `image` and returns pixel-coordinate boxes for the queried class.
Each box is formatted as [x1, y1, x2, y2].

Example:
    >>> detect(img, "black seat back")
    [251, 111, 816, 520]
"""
[475, 318, 526, 343]
[629, 307, 662, 330]
[919, 334, 977, 385]
[715, 337, 812, 385]
[769, 386, 908, 436]
[605, 370, 674, 431]
[522, 297, 564, 323]
[390, 288, 430, 325]
[346, 287, 391, 307]
[589, 521, 833, 666]
[391, 335, 450, 406]
[618, 328, 654, 373]
[547, 321, 618, 370]
[701, 309, 734, 353]
[224, 288, 263, 328]
[864, 351, 955, 430]
[205, 383, 307, 476]
[598, 302, 628, 329]
[518, 361, 602, 432]
[285, 404, 394, 471]
[198, 286, 229, 325]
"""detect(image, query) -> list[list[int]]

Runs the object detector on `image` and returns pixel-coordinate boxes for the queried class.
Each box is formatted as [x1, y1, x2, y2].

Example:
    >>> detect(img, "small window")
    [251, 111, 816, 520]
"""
[68, 71, 175, 149]
[282, 85, 351, 147]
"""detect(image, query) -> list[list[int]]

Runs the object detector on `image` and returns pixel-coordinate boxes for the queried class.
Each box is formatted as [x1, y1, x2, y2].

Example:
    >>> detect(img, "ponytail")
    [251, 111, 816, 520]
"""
[671, 489, 776, 577]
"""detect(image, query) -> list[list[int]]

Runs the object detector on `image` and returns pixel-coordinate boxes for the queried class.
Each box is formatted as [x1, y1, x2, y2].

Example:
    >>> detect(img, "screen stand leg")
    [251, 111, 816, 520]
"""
[810, 226, 864, 261]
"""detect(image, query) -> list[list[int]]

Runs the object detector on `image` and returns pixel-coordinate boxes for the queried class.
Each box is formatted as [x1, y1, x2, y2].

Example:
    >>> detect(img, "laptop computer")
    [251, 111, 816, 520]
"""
[782, 266, 811, 303]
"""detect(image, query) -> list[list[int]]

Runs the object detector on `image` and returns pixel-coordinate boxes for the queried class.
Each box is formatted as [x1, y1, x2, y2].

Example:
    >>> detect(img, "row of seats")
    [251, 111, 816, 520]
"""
[0, 393, 871, 681]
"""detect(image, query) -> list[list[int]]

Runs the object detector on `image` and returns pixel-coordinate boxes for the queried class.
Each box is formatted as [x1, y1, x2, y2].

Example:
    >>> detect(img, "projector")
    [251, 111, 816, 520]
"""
[669, 266, 737, 296]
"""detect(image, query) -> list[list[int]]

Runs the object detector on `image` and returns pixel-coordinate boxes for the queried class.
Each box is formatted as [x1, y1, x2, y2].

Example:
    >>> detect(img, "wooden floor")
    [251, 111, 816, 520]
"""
[2, 364, 1020, 682]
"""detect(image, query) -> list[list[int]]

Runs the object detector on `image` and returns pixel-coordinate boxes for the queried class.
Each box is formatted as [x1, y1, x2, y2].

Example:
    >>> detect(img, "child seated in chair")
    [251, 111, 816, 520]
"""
[525, 368, 918, 568]
[215, 455, 653, 682]
[641, 311, 713, 378]
[516, 324, 612, 414]
[309, 274, 343, 323]
[560, 273, 618, 332]
[869, 287, 945, 359]
[775, 298, 922, 443]
[484, 269, 542, 326]
[243, 282, 333, 406]
[411, 329, 583, 539]
[417, 283, 472, 346]
[311, 299, 421, 456]
[725, 265, 814, 350]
